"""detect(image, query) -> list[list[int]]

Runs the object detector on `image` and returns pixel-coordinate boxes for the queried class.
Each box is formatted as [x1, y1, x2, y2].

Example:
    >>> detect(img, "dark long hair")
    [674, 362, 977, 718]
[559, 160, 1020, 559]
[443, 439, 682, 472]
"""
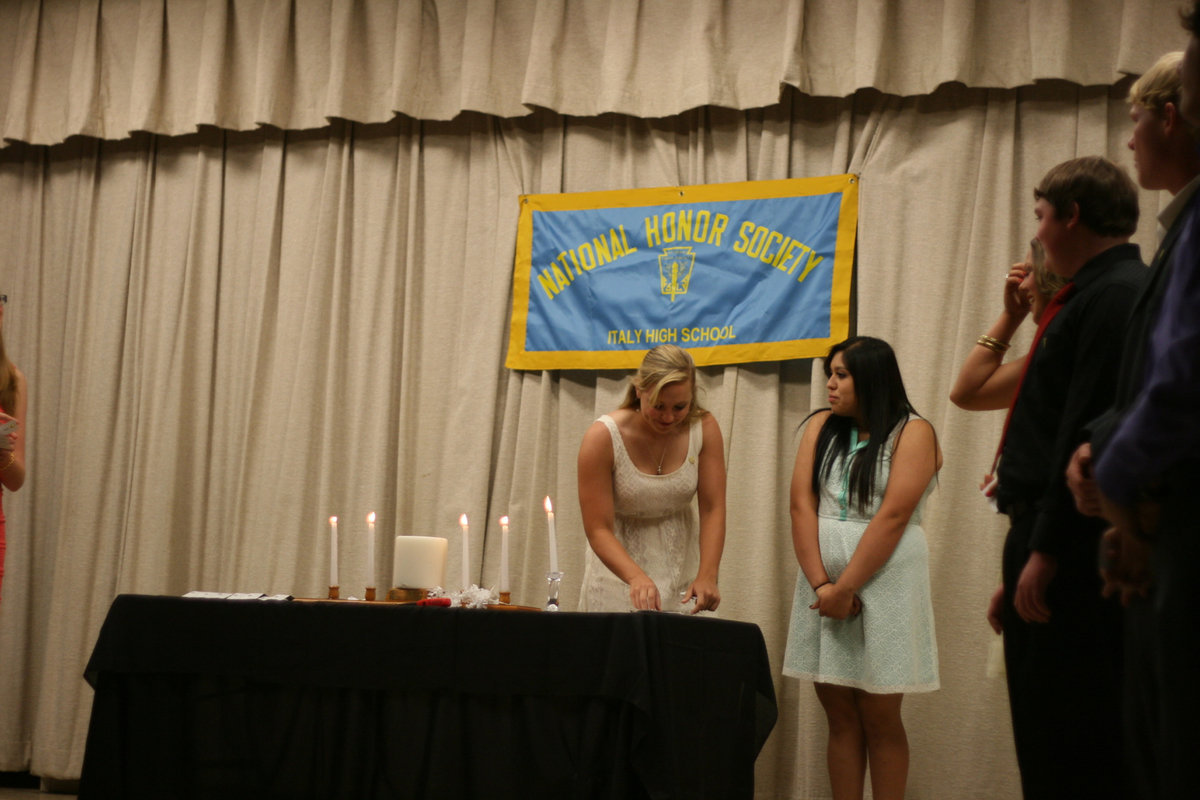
[810, 337, 917, 513]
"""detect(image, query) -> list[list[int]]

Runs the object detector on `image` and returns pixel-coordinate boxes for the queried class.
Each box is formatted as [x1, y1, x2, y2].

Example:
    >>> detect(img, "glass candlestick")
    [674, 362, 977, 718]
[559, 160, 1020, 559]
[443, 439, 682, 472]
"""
[545, 571, 564, 611]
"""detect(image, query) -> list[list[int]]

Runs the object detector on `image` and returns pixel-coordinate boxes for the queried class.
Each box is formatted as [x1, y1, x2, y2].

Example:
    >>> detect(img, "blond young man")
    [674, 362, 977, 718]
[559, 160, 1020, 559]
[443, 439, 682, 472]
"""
[1068, 30, 1200, 800]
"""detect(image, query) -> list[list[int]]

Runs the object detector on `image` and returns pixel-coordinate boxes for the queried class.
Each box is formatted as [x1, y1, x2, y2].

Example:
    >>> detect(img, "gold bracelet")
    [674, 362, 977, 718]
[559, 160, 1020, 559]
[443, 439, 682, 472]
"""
[0, 450, 14, 472]
[976, 334, 1010, 353]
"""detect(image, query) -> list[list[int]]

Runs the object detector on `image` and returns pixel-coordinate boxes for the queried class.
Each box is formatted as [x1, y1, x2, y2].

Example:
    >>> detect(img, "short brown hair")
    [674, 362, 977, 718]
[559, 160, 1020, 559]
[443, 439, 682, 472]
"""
[1033, 156, 1139, 237]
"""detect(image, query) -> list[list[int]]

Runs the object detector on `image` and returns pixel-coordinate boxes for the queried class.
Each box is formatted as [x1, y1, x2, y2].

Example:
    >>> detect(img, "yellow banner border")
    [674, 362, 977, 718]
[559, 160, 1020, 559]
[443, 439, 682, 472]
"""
[506, 175, 858, 371]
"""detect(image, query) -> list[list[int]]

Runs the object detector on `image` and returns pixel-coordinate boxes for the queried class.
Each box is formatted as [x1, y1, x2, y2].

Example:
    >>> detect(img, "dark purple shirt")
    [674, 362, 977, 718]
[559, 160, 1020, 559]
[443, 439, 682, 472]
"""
[1095, 200, 1200, 504]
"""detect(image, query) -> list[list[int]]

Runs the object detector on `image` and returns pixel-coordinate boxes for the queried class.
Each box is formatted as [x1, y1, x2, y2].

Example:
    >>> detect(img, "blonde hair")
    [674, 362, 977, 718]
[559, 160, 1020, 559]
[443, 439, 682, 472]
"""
[1029, 238, 1067, 299]
[619, 344, 707, 423]
[1127, 51, 1184, 113]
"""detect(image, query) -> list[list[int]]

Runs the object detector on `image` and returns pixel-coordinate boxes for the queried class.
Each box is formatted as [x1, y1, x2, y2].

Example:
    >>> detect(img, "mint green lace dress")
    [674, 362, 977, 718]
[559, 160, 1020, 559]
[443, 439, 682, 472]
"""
[782, 418, 939, 693]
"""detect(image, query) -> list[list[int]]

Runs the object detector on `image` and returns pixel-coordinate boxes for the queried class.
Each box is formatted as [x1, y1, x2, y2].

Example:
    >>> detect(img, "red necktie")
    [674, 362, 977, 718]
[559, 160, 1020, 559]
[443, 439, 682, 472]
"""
[991, 282, 1076, 472]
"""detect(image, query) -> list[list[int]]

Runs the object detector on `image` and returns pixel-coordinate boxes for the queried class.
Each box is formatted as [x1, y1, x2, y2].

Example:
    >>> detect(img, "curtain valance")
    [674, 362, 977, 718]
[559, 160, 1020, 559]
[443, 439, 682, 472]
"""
[0, 0, 1188, 148]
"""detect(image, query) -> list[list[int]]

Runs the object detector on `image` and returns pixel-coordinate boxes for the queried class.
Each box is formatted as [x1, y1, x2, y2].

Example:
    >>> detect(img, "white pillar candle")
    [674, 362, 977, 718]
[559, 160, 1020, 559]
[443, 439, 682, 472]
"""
[459, 513, 470, 588]
[544, 496, 559, 573]
[366, 512, 377, 589]
[329, 516, 339, 587]
[499, 515, 510, 594]
[393, 536, 448, 588]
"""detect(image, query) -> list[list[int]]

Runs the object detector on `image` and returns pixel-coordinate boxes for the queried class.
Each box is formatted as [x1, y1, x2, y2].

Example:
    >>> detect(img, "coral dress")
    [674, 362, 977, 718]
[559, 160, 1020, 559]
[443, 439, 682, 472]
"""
[783, 417, 939, 693]
[0, 405, 6, 597]
[578, 414, 702, 613]
[0, 477, 5, 596]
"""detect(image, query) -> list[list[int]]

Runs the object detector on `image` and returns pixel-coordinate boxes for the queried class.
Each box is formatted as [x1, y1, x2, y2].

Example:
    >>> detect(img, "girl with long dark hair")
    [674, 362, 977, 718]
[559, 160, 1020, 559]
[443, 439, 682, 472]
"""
[783, 336, 941, 800]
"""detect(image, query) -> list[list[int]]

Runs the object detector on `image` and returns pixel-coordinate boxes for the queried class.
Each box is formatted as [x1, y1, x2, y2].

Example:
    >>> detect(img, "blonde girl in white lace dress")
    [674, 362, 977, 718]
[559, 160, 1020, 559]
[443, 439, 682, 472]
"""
[577, 344, 726, 613]
[784, 336, 941, 800]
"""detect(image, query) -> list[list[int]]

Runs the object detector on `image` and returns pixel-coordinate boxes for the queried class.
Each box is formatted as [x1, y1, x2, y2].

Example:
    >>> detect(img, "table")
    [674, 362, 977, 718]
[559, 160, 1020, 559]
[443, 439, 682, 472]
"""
[79, 595, 777, 799]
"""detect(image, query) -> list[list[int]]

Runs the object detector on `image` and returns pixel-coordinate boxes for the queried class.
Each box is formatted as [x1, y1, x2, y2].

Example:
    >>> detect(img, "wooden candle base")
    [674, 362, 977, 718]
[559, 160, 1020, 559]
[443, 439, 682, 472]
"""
[387, 587, 428, 602]
[498, 591, 511, 605]
[328, 586, 339, 600]
[365, 587, 376, 602]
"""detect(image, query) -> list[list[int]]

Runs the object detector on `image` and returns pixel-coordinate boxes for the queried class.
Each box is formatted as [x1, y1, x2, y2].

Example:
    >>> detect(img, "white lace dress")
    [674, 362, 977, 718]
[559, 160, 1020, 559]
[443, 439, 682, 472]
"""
[578, 414, 702, 613]
[782, 417, 939, 693]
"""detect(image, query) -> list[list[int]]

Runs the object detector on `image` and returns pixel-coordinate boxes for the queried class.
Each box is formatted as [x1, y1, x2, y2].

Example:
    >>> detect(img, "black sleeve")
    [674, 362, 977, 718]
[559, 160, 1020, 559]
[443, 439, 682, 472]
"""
[1030, 278, 1139, 554]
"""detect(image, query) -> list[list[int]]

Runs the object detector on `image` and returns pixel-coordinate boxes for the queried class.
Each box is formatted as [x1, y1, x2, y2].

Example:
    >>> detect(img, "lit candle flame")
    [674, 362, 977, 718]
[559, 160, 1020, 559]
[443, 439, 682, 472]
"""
[543, 496, 553, 514]
[367, 511, 376, 524]
[499, 515, 509, 526]
[459, 513, 469, 527]
[330, 516, 337, 524]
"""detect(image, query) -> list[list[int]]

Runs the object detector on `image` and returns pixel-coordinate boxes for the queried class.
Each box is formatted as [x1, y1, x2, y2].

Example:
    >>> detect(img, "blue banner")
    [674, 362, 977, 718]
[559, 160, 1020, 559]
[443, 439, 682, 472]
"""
[506, 176, 857, 369]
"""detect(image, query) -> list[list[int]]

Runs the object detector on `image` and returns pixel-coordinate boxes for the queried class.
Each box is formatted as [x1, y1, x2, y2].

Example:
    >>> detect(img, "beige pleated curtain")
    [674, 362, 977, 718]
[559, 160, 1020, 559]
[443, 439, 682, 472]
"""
[0, 1, 1188, 797]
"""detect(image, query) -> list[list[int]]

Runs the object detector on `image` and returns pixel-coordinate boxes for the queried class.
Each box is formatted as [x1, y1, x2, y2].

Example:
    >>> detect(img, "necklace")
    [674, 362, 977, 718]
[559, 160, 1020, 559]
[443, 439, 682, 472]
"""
[655, 438, 670, 474]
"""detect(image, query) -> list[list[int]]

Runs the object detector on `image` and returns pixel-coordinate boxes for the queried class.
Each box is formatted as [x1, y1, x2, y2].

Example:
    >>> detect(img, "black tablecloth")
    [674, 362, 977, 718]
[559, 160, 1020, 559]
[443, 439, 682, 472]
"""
[79, 595, 777, 800]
